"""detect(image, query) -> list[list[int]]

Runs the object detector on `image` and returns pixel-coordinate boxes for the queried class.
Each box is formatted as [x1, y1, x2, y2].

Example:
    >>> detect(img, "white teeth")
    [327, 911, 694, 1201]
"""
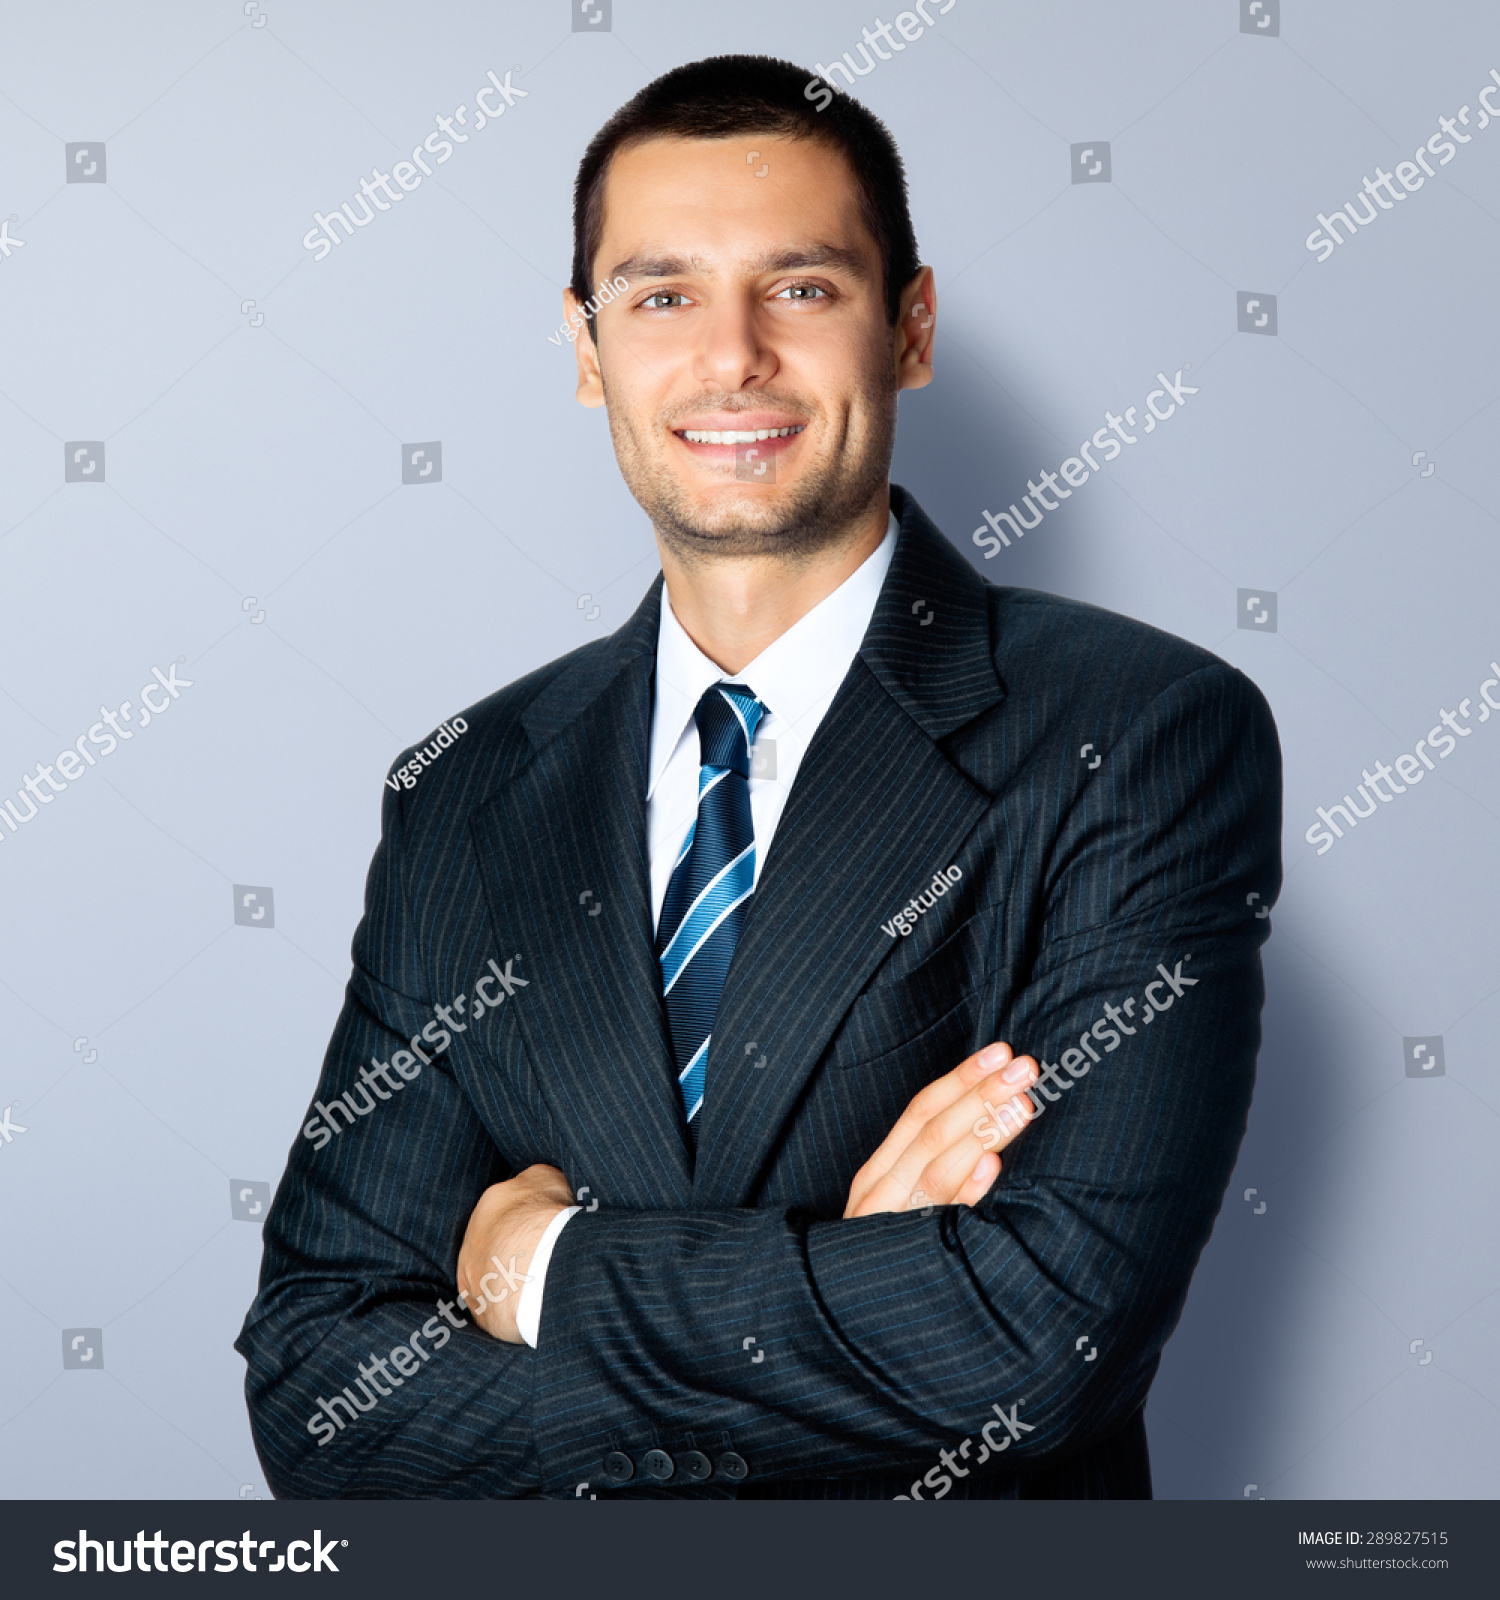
[681, 425, 804, 444]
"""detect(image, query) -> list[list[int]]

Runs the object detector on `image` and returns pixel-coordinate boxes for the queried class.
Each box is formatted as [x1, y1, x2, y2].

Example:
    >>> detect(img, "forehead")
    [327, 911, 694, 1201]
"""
[595, 133, 877, 274]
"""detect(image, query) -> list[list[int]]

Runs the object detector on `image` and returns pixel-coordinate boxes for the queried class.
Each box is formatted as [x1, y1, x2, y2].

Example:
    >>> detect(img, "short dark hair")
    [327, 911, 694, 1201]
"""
[571, 55, 920, 329]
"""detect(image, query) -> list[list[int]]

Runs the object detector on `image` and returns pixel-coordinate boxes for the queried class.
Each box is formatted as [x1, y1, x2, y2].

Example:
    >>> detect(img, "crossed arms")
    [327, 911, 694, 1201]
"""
[236, 662, 1280, 1496]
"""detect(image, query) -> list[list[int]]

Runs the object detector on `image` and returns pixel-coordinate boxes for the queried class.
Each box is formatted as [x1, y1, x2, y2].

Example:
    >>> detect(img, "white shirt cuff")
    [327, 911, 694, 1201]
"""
[515, 1205, 581, 1349]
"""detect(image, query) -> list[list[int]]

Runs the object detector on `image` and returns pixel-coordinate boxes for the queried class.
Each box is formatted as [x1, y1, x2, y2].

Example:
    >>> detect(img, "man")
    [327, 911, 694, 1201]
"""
[238, 55, 1280, 1499]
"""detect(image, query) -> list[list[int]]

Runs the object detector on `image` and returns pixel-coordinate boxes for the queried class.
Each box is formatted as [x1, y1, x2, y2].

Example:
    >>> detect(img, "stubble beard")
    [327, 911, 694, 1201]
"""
[602, 369, 897, 569]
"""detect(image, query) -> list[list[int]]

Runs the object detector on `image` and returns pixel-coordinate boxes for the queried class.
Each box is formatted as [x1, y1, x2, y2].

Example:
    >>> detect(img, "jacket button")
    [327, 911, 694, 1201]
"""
[602, 1451, 634, 1483]
[641, 1449, 675, 1481]
[715, 1451, 749, 1482]
[678, 1450, 712, 1481]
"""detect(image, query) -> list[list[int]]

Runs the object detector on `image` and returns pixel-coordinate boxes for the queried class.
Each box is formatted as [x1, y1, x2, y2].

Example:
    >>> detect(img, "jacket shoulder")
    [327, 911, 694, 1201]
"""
[383, 632, 631, 818]
[986, 585, 1269, 725]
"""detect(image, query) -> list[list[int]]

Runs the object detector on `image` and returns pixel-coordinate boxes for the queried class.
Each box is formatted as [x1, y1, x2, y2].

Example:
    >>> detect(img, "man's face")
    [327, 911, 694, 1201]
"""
[572, 133, 929, 565]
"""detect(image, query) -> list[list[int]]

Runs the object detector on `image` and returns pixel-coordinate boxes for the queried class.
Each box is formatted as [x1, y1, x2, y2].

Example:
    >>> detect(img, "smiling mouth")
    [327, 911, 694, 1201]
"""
[677, 424, 806, 445]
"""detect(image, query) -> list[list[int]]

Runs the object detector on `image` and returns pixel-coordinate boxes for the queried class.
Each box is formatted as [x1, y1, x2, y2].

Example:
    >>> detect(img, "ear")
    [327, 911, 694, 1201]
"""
[567, 289, 605, 409]
[895, 267, 936, 392]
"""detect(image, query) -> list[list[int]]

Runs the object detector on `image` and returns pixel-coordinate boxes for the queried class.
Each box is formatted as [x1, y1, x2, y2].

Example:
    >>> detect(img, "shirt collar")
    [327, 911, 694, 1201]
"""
[648, 510, 899, 799]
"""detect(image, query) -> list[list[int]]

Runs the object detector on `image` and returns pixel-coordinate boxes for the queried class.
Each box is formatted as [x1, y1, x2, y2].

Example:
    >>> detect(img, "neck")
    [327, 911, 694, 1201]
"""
[657, 495, 890, 674]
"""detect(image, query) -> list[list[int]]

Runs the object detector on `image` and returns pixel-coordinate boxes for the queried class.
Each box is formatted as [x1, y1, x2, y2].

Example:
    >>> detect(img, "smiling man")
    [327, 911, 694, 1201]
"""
[239, 56, 1281, 1500]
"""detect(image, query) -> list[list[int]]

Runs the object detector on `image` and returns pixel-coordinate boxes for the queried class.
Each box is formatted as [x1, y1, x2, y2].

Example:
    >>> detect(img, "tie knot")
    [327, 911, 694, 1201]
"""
[695, 683, 766, 778]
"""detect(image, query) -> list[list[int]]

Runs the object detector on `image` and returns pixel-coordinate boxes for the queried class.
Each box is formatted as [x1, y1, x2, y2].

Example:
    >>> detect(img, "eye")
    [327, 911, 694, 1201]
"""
[774, 283, 829, 302]
[641, 291, 688, 310]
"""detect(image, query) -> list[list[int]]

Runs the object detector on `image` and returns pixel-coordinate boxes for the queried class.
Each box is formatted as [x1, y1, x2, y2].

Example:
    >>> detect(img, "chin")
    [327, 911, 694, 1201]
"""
[686, 489, 796, 535]
[665, 490, 835, 556]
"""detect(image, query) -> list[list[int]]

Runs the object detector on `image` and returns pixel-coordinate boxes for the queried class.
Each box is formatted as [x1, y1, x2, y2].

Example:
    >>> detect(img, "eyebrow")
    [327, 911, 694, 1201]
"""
[607, 244, 873, 284]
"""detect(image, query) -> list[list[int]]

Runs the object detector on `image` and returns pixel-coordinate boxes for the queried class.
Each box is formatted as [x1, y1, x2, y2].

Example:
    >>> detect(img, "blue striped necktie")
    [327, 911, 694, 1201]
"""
[656, 683, 768, 1135]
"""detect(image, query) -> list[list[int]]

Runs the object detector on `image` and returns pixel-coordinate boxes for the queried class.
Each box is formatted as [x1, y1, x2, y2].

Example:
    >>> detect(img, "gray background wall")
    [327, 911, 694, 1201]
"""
[1, 0, 1496, 1500]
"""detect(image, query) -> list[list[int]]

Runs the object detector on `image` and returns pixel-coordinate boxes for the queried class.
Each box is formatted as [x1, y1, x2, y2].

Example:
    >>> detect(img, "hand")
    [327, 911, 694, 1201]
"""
[456, 1163, 573, 1342]
[843, 1042, 1039, 1219]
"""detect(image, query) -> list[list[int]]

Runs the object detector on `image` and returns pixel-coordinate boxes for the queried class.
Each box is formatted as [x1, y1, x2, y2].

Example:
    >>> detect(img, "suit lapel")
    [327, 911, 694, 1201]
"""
[469, 581, 694, 1206]
[692, 492, 1007, 1204]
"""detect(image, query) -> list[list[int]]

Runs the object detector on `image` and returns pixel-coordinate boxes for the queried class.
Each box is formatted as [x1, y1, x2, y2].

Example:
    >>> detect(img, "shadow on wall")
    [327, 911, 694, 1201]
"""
[1144, 938, 1339, 1499]
[891, 334, 1092, 599]
[894, 343, 1326, 1497]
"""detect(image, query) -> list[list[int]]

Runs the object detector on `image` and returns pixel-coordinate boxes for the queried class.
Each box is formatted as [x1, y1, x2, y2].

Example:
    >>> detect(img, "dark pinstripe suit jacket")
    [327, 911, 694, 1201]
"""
[237, 486, 1281, 1499]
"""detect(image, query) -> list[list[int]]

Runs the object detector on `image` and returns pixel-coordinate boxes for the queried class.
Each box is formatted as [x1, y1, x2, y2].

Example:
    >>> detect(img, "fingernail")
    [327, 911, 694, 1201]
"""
[977, 1043, 1012, 1073]
[1001, 1057, 1034, 1084]
[970, 1158, 990, 1183]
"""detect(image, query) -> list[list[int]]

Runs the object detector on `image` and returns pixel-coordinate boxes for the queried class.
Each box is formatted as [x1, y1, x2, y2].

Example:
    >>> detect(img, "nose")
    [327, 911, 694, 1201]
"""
[692, 292, 777, 395]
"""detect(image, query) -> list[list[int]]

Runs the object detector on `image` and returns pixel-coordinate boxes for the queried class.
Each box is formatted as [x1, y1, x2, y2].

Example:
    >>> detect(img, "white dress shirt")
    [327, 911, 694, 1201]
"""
[514, 512, 899, 1347]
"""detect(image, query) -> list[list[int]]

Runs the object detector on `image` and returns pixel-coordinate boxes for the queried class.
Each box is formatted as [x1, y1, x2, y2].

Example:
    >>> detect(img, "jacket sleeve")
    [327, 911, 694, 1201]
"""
[525, 661, 1282, 1492]
[234, 779, 541, 1498]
